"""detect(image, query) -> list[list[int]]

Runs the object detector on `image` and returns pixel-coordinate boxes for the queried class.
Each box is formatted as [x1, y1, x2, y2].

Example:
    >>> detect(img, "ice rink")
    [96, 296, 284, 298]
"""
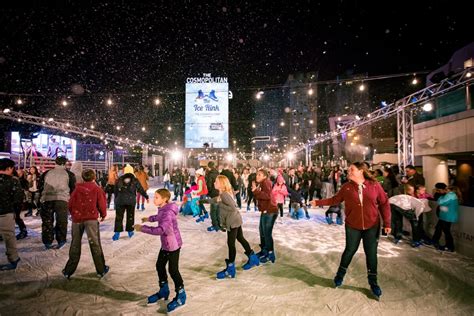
[1, 188, 473, 315]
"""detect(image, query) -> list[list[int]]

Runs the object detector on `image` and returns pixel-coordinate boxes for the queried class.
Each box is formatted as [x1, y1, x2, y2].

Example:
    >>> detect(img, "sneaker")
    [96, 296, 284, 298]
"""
[57, 241, 67, 249]
[112, 232, 120, 241]
[207, 226, 217, 232]
[97, 265, 110, 278]
[0, 258, 20, 271]
[128, 231, 134, 238]
[62, 269, 72, 280]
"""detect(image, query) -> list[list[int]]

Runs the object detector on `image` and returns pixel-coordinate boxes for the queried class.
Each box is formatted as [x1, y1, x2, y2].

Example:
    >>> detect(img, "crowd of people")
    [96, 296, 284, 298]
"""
[0, 156, 461, 310]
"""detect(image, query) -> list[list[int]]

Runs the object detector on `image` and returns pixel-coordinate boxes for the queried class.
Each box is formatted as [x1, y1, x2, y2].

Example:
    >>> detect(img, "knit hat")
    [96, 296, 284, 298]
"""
[124, 164, 134, 175]
[196, 168, 205, 176]
[435, 182, 447, 190]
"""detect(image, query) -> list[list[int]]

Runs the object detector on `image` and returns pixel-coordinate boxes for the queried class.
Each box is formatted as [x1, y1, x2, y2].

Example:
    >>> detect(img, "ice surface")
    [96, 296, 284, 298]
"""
[1, 188, 474, 315]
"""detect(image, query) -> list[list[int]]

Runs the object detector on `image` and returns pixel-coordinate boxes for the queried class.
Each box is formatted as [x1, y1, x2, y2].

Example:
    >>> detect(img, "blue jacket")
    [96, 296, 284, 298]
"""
[437, 191, 459, 223]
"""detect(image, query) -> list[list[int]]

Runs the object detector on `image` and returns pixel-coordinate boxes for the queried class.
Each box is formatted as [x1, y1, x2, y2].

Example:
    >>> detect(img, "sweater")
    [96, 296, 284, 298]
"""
[315, 180, 391, 230]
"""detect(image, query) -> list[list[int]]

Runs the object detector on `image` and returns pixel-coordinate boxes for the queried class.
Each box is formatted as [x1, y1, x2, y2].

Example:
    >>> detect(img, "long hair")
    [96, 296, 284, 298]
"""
[351, 162, 376, 182]
[215, 175, 233, 194]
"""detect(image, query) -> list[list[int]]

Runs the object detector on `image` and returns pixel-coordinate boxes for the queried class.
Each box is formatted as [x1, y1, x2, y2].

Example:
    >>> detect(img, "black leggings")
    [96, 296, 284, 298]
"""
[156, 248, 184, 290]
[227, 226, 252, 263]
[277, 203, 284, 217]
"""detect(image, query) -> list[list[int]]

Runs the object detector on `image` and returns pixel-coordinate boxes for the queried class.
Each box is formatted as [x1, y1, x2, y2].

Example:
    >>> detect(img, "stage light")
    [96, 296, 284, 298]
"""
[3, 108, 11, 113]
[358, 84, 365, 91]
[308, 88, 314, 96]
[172, 150, 182, 160]
[355, 115, 361, 120]
[154, 98, 161, 105]
[466, 72, 472, 78]
[16, 99, 23, 105]
[423, 103, 433, 112]
[48, 118, 54, 122]
[412, 78, 418, 85]
[256, 91, 264, 99]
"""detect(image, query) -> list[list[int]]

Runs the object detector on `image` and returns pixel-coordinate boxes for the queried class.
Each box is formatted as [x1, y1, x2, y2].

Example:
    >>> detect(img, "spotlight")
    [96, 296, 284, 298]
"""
[16, 99, 23, 105]
[466, 72, 472, 78]
[107, 98, 113, 105]
[154, 98, 161, 105]
[412, 78, 418, 85]
[307, 88, 314, 96]
[62, 100, 68, 106]
[423, 103, 433, 112]
[358, 84, 365, 91]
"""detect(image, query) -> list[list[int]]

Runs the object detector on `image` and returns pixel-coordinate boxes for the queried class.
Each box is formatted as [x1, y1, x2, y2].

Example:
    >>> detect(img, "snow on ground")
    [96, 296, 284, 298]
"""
[1, 187, 474, 315]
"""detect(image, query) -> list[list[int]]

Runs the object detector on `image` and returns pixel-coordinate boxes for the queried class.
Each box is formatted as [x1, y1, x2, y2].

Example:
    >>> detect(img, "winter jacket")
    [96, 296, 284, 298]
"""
[211, 191, 242, 230]
[315, 180, 391, 230]
[135, 170, 149, 191]
[437, 191, 459, 223]
[68, 182, 107, 223]
[287, 187, 304, 204]
[141, 203, 182, 251]
[221, 169, 238, 191]
[272, 183, 288, 204]
[114, 173, 149, 206]
[205, 168, 220, 198]
[195, 175, 208, 196]
[253, 178, 278, 214]
[0, 174, 25, 215]
[389, 194, 426, 219]
[39, 165, 76, 203]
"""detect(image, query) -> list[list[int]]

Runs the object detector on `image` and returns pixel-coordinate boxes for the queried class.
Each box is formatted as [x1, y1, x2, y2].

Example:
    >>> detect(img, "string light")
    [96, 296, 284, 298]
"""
[154, 98, 161, 105]
[62, 100, 68, 106]
[107, 98, 113, 105]
[16, 99, 23, 105]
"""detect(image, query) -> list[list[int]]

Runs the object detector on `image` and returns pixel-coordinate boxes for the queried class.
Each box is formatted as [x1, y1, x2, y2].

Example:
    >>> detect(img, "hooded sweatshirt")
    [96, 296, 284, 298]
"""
[114, 173, 149, 206]
[68, 182, 107, 223]
[141, 203, 183, 252]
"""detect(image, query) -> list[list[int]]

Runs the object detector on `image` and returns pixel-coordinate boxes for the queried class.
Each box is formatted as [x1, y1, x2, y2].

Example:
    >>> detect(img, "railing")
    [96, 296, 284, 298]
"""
[0, 152, 106, 171]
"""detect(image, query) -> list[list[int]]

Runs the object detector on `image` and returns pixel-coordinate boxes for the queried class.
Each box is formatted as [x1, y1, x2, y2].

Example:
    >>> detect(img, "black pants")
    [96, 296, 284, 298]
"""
[432, 219, 454, 250]
[227, 226, 252, 262]
[14, 206, 26, 232]
[157, 248, 183, 291]
[235, 192, 242, 208]
[246, 190, 257, 209]
[64, 220, 106, 275]
[277, 203, 284, 217]
[210, 203, 220, 227]
[325, 208, 342, 218]
[106, 185, 115, 208]
[390, 204, 420, 242]
[41, 200, 68, 245]
[338, 224, 380, 283]
[114, 204, 135, 232]
[309, 187, 322, 201]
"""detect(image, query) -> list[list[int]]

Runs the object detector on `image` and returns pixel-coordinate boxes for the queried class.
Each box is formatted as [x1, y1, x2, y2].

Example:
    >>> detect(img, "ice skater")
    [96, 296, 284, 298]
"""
[312, 162, 391, 300]
[252, 169, 279, 263]
[134, 189, 186, 313]
[62, 169, 109, 279]
[204, 175, 260, 279]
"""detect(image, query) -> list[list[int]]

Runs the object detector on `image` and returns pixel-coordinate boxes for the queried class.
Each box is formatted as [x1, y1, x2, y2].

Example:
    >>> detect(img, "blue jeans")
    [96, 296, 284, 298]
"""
[198, 195, 208, 216]
[259, 213, 278, 252]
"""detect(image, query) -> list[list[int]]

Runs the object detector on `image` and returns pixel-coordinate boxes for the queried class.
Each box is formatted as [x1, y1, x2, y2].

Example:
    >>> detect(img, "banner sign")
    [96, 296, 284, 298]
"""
[185, 74, 229, 148]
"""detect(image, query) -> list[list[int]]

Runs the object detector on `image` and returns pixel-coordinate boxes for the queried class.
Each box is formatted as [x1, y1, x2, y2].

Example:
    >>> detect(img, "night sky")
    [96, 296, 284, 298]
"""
[0, 1, 471, 150]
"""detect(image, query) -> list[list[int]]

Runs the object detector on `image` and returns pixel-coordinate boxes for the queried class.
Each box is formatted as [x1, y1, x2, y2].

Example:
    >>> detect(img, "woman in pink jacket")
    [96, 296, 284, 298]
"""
[272, 175, 288, 219]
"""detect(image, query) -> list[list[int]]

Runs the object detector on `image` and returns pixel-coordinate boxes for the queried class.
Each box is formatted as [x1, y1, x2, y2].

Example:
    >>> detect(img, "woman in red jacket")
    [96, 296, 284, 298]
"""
[252, 169, 279, 263]
[312, 162, 391, 300]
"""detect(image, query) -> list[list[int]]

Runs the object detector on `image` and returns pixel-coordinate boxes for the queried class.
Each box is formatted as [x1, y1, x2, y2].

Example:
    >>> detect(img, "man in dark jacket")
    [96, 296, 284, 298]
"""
[0, 159, 25, 270]
[202, 161, 221, 231]
[38, 156, 76, 249]
[113, 164, 149, 240]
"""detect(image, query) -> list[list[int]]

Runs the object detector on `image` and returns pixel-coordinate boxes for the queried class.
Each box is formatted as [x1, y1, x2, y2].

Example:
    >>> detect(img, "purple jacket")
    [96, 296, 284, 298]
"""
[141, 202, 182, 252]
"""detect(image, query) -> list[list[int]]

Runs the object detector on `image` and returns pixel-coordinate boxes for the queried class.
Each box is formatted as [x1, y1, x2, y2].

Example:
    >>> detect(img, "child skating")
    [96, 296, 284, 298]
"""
[134, 189, 186, 313]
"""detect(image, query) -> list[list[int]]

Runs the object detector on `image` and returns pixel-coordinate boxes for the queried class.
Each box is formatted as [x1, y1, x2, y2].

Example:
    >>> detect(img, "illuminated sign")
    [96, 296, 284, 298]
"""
[185, 73, 229, 148]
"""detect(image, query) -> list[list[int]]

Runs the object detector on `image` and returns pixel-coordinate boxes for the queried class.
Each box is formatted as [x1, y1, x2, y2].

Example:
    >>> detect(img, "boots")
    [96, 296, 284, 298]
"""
[368, 273, 382, 300]
[141, 203, 145, 211]
[147, 282, 170, 305]
[112, 232, 120, 241]
[334, 266, 347, 288]
[167, 287, 186, 312]
[260, 251, 276, 264]
[242, 251, 260, 270]
[326, 216, 333, 225]
[216, 259, 236, 279]
[16, 230, 27, 240]
[336, 217, 343, 225]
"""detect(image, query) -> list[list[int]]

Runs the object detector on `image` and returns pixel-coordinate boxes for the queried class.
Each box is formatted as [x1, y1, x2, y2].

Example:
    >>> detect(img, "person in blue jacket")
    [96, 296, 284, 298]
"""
[432, 186, 461, 252]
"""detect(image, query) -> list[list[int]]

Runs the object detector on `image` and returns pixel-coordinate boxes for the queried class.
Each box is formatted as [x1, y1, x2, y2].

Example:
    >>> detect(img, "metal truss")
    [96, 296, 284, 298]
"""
[0, 109, 168, 153]
[297, 66, 474, 165]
